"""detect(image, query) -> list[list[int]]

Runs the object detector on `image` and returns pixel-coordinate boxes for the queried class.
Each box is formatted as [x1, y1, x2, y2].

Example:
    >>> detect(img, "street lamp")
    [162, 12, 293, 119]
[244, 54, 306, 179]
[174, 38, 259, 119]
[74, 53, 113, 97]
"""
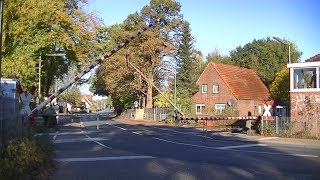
[38, 53, 66, 103]
[273, 37, 291, 64]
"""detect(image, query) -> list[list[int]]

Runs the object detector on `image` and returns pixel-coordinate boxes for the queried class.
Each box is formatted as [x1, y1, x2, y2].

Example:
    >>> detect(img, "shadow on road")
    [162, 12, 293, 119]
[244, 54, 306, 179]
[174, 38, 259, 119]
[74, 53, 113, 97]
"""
[53, 114, 320, 180]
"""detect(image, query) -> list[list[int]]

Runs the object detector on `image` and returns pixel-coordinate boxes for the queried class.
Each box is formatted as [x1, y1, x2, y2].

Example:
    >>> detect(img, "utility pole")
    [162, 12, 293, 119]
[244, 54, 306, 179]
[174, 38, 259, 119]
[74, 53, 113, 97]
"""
[0, 0, 4, 77]
[38, 53, 66, 103]
[0, 0, 4, 146]
[38, 55, 41, 103]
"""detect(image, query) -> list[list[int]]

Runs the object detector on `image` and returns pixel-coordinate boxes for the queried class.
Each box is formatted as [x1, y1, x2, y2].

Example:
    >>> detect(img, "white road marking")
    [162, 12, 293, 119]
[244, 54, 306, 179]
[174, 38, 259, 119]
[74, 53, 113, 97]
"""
[152, 137, 318, 158]
[132, 131, 143, 136]
[258, 137, 279, 141]
[152, 127, 223, 141]
[52, 131, 59, 142]
[83, 133, 112, 149]
[216, 144, 267, 150]
[47, 131, 89, 136]
[54, 138, 109, 144]
[106, 122, 127, 131]
[80, 122, 84, 128]
[153, 137, 211, 149]
[55, 156, 156, 162]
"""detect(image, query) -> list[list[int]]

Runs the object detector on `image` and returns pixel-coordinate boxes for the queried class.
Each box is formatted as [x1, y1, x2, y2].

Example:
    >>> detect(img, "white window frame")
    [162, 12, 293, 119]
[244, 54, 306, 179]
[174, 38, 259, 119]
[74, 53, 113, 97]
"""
[202, 84, 208, 94]
[215, 103, 226, 112]
[288, 62, 320, 92]
[212, 84, 219, 94]
[196, 104, 205, 114]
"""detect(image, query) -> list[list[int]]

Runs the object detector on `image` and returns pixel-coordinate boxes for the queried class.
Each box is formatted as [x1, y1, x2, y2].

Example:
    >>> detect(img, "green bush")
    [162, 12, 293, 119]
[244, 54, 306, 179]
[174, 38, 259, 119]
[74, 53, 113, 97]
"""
[0, 136, 54, 180]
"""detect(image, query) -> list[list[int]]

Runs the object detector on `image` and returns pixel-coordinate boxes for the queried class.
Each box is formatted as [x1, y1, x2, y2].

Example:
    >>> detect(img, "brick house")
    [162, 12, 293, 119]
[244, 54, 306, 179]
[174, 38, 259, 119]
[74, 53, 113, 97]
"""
[80, 94, 94, 112]
[192, 62, 270, 116]
[287, 54, 320, 136]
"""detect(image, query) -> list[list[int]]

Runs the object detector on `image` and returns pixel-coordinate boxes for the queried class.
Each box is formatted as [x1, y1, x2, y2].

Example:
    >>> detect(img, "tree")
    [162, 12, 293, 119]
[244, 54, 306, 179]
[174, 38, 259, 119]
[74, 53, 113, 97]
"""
[2, 0, 102, 96]
[229, 37, 301, 88]
[270, 67, 290, 106]
[206, 49, 232, 64]
[93, 0, 183, 111]
[58, 86, 82, 107]
[175, 21, 204, 114]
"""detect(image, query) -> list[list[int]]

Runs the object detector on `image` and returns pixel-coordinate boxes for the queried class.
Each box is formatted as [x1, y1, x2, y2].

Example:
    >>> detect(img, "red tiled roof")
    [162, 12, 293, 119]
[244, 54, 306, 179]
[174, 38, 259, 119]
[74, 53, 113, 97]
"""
[210, 62, 270, 100]
[305, 54, 320, 62]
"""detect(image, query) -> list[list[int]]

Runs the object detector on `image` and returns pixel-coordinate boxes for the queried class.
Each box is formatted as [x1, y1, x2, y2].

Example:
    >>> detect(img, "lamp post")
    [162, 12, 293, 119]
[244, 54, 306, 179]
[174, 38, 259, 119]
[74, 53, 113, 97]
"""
[38, 53, 66, 103]
[273, 37, 291, 64]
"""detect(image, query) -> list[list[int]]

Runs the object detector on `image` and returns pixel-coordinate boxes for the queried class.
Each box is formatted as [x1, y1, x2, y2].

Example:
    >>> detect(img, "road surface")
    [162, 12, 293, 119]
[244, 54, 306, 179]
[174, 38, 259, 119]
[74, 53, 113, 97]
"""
[52, 112, 320, 180]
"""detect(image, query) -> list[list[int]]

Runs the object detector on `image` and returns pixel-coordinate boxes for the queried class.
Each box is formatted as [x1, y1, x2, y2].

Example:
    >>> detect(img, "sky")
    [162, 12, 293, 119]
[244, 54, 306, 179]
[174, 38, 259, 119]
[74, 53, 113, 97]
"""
[86, 0, 320, 61]
[83, 0, 320, 96]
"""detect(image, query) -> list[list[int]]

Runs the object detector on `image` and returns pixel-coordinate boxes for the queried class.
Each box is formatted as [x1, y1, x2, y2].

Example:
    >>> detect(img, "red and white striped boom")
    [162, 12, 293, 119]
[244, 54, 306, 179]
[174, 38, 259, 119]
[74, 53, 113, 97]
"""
[30, 20, 160, 117]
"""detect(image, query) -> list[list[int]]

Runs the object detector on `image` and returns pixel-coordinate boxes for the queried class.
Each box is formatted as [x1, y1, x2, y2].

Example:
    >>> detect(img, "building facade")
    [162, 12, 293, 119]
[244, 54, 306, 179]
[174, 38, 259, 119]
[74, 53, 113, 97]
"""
[287, 54, 320, 136]
[192, 62, 270, 117]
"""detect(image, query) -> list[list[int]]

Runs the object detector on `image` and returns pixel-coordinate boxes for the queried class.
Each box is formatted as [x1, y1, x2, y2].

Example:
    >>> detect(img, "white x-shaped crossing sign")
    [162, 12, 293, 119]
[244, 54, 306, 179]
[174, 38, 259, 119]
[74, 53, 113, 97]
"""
[263, 104, 272, 117]
[16, 83, 37, 124]
[262, 99, 274, 119]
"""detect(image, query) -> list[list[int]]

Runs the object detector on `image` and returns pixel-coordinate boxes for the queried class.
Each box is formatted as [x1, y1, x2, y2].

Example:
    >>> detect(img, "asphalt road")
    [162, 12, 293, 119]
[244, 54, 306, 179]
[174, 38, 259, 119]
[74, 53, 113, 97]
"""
[52, 112, 320, 180]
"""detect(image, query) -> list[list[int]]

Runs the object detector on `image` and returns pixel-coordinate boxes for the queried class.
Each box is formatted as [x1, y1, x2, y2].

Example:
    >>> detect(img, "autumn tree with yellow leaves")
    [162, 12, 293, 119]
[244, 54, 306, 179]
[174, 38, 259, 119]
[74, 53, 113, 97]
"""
[2, 0, 102, 96]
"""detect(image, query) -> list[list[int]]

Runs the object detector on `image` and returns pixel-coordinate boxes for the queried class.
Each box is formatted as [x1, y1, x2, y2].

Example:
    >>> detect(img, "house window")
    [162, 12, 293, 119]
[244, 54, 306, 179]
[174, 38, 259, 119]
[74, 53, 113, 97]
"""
[212, 84, 219, 93]
[196, 104, 205, 114]
[215, 103, 226, 112]
[293, 68, 317, 89]
[202, 84, 208, 93]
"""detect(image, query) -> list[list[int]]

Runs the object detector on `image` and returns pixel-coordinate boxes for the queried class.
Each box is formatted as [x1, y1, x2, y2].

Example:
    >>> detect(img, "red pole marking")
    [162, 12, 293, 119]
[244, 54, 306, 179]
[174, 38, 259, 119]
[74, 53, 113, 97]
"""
[89, 65, 95, 69]
[74, 76, 80, 81]
[16, 84, 24, 94]
[50, 95, 56, 101]
[30, 85, 37, 95]
[103, 54, 109, 59]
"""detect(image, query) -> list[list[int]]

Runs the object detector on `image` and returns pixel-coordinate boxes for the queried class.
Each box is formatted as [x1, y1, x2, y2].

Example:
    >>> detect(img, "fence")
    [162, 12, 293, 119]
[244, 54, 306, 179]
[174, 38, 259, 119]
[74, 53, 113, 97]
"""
[120, 107, 319, 138]
[121, 107, 172, 121]
[261, 116, 319, 138]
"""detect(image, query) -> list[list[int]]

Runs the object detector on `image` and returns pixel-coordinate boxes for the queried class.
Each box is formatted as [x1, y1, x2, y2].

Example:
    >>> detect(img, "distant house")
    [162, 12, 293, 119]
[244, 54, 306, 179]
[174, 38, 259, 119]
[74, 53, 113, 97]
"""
[80, 94, 94, 112]
[305, 53, 320, 62]
[287, 53, 320, 136]
[192, 62, 270, 116]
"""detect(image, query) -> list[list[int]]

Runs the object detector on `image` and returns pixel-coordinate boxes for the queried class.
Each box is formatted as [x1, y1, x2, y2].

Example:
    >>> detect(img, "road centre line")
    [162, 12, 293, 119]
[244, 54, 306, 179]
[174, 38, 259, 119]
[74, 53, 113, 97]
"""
[54, 137, 109, 144]
[49, 131, 90, 136]
[107, 122, 318, 158]
[152, 127, 224, 141]
[106, 122, 127, 131]
[55, 156, 156, 162]
[83, 132, 112, 149]
[132, 131, 143, 136]
[152, 137, 318, 158]
[216, 144, 267, 150]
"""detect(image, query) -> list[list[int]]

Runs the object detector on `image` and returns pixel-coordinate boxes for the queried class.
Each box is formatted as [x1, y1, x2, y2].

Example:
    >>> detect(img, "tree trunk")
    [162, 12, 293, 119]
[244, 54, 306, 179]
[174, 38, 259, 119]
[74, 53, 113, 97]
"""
[146, 72, 153, 108]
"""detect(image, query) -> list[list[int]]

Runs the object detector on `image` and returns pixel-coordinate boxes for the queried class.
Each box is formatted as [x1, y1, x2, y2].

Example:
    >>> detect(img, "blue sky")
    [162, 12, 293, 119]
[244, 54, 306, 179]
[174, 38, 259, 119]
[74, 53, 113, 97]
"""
[86, 0, 320, 61]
